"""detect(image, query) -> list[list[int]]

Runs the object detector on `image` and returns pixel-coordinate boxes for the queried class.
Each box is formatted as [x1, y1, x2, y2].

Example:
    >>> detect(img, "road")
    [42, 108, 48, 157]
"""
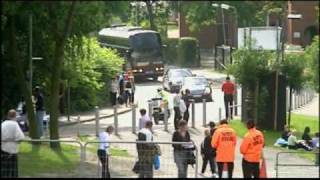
[60, 69, 242, 138]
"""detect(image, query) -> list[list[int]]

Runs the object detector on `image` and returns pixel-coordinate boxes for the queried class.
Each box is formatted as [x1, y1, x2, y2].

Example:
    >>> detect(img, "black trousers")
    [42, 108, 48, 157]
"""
[173, 107, 181, 130]
[224, 94, 234, 119]
[183, 109, 189, 122]
[110, 92, 117, 106]
[97, 149, 110, 178]
[1, 150, 18, 178]
[131, 91, 135, 103]
[242, 158, 259, 178]
[217, 162, 234, 178]
[138, 162, 153, 178]
[201, 156, 216, 174]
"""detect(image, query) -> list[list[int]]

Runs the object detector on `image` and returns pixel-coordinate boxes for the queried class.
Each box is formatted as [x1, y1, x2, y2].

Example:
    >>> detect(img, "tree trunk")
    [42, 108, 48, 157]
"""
[9, 15, 38, 140]
[288, 87, 293, 128]
[254, 80, 259, 125]
[145, 1, 156, 31]
[48, 2, 77, 149]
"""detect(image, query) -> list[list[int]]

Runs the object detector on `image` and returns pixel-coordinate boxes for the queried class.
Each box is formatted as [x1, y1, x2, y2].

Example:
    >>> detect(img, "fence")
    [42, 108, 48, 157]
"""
[275, 151, 320, 178]
[286, 88, 316, 111]
[1, 139, 198, 178]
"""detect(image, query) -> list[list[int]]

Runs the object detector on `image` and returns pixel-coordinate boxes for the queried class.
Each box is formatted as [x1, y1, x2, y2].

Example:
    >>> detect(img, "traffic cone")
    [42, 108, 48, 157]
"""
[222, 163, 228, 178]
[259, 158, 267, 178]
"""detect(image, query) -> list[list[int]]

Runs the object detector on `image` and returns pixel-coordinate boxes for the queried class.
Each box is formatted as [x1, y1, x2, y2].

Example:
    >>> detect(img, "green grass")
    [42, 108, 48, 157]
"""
[229, 113, 319, 162]
[19, 142, 80, 177]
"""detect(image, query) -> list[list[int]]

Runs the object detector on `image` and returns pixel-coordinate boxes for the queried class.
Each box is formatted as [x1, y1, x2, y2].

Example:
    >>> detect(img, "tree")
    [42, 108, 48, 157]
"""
[280, 53, 305, 128]
[304, 36, 319, 92]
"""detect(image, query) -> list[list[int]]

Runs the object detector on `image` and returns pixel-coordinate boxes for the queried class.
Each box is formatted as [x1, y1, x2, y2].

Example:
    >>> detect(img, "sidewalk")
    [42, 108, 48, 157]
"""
[58, 105, 133, 127]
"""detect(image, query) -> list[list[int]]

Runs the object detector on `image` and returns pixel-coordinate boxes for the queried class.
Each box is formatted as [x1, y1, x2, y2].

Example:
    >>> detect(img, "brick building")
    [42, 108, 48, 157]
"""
[178, 1, 318, 49]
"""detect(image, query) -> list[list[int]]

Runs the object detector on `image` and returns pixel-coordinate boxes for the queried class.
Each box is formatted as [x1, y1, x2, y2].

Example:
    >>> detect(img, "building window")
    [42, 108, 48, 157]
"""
[293, 32, 301, 38]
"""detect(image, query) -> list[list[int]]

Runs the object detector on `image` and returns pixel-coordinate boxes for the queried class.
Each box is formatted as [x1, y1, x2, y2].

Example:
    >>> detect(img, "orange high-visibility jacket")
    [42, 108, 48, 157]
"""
[240, 128, 265, 163]
[211, 124, 237, 162]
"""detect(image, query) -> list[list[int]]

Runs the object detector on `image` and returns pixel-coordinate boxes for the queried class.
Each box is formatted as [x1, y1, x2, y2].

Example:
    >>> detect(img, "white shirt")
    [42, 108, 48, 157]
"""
[139, 115, 150, 130]
[98, 131, 111, 154]
[173, 94, 181, 107]
[138, 128, 153, 142]
[1, 120, 25, 154]
[179, 99, 186, 114]
[111, 80, 118, 93]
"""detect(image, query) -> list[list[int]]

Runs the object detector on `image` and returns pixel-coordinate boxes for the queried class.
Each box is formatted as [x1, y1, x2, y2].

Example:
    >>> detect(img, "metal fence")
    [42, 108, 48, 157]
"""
[1, 139, 198, 178]
[275, 151, 320, 178]
[83, 141, 199, 178]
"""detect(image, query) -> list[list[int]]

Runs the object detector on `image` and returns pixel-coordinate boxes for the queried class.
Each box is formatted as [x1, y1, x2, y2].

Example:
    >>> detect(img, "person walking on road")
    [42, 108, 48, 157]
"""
[1, 110, 25, 178]
[97, 126, 114, 178]
[110, 76, 119, 106]
[137, 121, 157, 178]
[208, 121, 217, 137]
[221, 76, 236, 120]
[172, 120, 194, 178]
[138, 109, 150, 130]
[182, 89, 191, 122]
[173, 90, 182, 130]
[211, 119, 237, 178]
[240, 120, 265, 178]
[200, 129, 217, 177]
[33, 86, 45, 138]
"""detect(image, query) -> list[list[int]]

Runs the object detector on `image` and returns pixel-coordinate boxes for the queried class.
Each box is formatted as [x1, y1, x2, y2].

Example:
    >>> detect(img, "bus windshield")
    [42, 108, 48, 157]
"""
[130, 33, 160, 51]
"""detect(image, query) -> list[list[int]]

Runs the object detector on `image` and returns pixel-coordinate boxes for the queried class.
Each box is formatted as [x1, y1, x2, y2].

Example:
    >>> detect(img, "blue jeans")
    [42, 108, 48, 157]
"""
[36, 111, 45, 137]
[174, 151, 188, 178]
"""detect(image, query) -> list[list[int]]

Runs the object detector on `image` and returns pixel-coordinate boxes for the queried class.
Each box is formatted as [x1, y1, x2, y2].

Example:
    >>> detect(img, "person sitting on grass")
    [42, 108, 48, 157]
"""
[311, 132, 319, 149]
[287, 130, 312, 151]
[302, 126, 313, 147]
[274, 125, 291, 147]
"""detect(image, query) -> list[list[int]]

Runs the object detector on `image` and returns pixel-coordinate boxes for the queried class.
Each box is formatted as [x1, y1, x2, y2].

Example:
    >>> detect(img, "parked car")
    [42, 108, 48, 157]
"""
[162, 68, 193, 93]
[181, 76, 213, 102]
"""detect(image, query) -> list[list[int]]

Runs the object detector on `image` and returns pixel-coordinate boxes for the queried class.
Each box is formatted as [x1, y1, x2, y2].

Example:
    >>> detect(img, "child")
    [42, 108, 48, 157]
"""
[200, 129, 217, 177]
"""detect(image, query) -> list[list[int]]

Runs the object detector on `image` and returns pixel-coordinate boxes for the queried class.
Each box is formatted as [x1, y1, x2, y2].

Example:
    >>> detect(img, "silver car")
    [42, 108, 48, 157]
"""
[181, 76, 213, 102]
[162, 68, 193, 93]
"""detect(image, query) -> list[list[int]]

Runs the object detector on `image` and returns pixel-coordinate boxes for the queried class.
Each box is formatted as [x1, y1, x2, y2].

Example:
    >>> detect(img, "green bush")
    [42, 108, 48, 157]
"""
[163, 38, 179, 64]
[178, 37, 199, 67]
[64, 37, 124, 113]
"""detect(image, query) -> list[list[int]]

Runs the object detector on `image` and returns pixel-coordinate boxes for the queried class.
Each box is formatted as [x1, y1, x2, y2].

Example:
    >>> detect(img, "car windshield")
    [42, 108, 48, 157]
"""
[185, 78, 207, 86]
[169, 70, 192, 78]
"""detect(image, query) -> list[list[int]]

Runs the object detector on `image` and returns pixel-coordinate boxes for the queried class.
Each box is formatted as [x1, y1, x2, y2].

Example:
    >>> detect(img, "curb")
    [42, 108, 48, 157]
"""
[59, 108, 133, 127]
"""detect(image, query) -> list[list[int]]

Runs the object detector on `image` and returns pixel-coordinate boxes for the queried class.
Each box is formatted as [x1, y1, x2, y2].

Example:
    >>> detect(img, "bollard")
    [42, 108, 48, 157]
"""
[202, 99, 207, 127]
[219, 107, 222, 121]
[148, 100, 153, 122]
[191, 99, 195, 128]
[164, 103, 168, 132]
[95, 106, 99, 137]
[132, 104, 136, 134]
[77, 115, 81, 137]
[114, 106, 118, 136]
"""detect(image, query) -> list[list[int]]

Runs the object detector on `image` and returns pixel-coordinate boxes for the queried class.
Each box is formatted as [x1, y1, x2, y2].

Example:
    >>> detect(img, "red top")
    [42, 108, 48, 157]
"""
[222, 81, 235, 95]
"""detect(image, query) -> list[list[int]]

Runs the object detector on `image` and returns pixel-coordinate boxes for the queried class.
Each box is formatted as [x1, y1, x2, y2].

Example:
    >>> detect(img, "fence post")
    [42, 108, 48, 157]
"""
[164, 103, 168, 132]
[148, 100, 153, 122]
[95, 106, 99, 137]
[202, 99, 206, 127]
[114, 105, 119, 136]
[77, 115, 81, 137]
[219, 107, 222, 121]
[132, 104, 136, 134]
[191, 99, 195, 128]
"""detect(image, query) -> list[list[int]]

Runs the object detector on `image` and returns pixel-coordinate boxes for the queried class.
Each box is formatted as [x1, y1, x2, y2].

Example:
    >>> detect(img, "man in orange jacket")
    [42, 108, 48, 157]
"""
[211, 119, 237, 178]
[240, 120, 265, 178]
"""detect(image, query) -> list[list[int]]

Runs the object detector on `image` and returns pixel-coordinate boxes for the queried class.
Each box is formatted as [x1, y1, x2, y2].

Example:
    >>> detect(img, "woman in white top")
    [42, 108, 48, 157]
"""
[97, 126, 114, 178]
[1, 109, 25, 178]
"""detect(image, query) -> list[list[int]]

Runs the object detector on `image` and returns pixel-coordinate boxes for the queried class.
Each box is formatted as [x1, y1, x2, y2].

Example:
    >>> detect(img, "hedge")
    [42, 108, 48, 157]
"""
[178, 37, 199, 67]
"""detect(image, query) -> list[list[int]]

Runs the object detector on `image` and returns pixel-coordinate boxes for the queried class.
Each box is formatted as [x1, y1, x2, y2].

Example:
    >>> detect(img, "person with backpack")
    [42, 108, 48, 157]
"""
[211, 119, 237, 178]
[200, 129, 217, 177]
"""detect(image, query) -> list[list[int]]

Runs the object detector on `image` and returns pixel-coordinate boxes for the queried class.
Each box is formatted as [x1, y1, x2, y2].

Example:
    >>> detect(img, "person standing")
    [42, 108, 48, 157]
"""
[137, 121, 157, 178]
[200, 129, 217, 177]
[97, 126, 114, 178]
[221, 76, 235, 120]
[124, 80, 132, 107]
[138, 109, 150, 130]
[173, 90, 182, 130]
[211, 119, 237, 178]
[129, 76, 136, 105]
[110, 76, 119, 106]
[33, 86, 45, 138]
[1, 110, 25, 178]
[172, 120, 193, 178]
[240, 120, 265, 178]
[119, 72, 125, 96]
[208, 121, 217, 137]
[182, 89, 191, 122]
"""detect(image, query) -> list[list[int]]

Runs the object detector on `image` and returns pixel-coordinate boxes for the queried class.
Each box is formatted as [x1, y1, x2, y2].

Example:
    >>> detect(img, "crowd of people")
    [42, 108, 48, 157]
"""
[110, 71, 136, 107]
[275, 125, 319, 151]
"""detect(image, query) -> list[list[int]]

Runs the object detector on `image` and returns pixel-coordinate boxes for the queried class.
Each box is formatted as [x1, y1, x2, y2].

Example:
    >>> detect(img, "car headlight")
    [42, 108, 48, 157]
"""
[204, 87, 211, 94]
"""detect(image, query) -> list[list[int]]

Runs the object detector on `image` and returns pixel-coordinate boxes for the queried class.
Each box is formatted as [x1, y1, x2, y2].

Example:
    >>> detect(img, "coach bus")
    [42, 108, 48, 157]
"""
[98, 25, 165, 80]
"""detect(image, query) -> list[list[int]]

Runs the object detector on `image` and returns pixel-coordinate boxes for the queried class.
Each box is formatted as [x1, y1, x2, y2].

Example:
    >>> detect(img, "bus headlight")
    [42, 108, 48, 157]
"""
[155, 67, 159, 71]
[139, 69, 143, 72]
[204, 87, 211, 94]
[160, 67, 164, 70]
[133, 69, 138, 73]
